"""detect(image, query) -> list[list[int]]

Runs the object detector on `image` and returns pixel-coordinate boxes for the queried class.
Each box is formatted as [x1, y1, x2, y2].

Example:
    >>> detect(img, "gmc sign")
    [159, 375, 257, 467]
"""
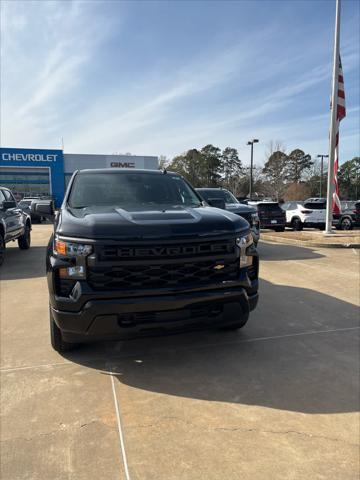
[110, 162, 135, 168]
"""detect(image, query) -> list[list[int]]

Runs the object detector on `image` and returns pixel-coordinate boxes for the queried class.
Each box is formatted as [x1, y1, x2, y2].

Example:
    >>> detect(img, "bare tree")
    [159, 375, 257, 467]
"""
[158, 155, 170, 170]
[265, 140, 286, 161]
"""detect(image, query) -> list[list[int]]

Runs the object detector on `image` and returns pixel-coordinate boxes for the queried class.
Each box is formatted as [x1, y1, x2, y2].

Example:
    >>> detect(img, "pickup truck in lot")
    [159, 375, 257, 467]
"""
[195, 187, 260, 246]
[0, 186, 32, 265]
[39, 169, 259, 352]
[333, 200, 360, 230]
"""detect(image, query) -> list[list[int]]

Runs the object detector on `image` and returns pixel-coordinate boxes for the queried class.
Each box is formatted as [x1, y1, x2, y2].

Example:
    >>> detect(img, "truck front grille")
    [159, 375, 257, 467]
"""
[88, 258, 239, 291]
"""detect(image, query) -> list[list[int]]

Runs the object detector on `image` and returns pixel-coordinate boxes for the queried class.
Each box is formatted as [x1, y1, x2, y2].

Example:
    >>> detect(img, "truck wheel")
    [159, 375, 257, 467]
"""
[340, 218, 353, 230]
[18, 224, 31, 250]
[50, 308, 76, 352]
[291, 218, 303, 231]
[0, 233, 5, 266]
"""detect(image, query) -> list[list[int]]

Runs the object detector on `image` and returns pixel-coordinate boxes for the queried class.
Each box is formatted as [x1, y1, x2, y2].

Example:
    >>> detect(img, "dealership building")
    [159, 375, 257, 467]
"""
[0, 147, 159, 207]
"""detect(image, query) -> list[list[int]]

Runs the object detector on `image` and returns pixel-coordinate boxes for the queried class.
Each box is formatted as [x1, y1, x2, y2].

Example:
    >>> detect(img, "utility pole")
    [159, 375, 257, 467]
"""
[317, 154, 329, 197]
[247, 139, 259, 200]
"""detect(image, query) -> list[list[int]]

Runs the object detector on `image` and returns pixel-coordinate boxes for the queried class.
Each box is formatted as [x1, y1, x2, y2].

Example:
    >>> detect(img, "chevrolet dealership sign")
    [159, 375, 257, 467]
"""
[0, 147, 65, 207]
[1, 152, 60, 162]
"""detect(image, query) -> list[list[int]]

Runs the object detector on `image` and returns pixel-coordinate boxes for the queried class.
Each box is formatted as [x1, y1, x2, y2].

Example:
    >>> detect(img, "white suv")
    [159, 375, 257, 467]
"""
[282, 199, 326, 231]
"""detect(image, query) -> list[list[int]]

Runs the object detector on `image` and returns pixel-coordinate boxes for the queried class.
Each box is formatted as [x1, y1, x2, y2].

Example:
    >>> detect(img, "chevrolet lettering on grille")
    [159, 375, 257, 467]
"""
[116, 243, 233, 257]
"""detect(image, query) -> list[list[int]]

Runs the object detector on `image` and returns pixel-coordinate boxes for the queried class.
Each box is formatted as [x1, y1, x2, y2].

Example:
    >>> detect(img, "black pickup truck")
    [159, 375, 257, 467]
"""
[0, 186, 32, 265]
[38, 169, 259, 352]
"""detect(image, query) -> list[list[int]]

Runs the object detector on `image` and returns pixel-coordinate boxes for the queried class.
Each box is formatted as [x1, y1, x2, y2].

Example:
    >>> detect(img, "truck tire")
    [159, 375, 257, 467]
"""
[291, 218, 303, 231]
[50, 308, 76, 352]
[18, 224, 31, 250]
[0, 233, 5, 266]
[340, 217, 353, 230]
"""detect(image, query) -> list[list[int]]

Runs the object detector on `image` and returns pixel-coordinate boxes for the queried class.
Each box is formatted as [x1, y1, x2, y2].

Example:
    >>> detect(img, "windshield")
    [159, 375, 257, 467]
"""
[257, 203, 282, 211]
[68, 172, 202, 209]
[303, 202, 326, 210]
[199, 189, 238, 204]
[341, 201, 356, 210]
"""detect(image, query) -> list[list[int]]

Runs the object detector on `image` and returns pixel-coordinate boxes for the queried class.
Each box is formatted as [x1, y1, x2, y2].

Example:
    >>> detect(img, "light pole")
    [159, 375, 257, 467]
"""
[247, 139, 259, 200]
[317, 154, 329, 198]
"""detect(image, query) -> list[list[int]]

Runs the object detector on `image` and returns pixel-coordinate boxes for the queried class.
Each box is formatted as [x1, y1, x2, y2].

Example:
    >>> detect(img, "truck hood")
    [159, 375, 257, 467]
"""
[57, 205, 249, 241]
[225, 203, 256, 214]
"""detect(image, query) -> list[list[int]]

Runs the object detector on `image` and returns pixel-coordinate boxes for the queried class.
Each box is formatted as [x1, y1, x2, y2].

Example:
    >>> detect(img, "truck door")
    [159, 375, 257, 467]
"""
[1, 189, 24, 241]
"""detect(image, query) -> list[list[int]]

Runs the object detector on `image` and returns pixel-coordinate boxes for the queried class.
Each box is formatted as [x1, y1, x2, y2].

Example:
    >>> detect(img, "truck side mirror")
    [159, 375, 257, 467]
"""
[207, 198, 226, 210]
[3, 200, 16, 210]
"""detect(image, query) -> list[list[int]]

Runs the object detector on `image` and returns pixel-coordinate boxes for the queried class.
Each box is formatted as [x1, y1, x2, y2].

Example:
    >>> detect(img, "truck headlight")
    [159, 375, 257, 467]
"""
[54, 238, 93, 257]
[236, 233, 253, 268]
[59, 265, 86, 279]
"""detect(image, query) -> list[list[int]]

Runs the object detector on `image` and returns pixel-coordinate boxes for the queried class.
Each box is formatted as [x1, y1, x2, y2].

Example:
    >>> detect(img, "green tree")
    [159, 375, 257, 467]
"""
[285, 149, 313, 183]
[338, 157, 360, 199]
[262, 150, 288, 199]
[168, 153, 188, 178]
[222, 147, 243, 191]
[168, 149, 206, 187]
[201, 144, 222, 187]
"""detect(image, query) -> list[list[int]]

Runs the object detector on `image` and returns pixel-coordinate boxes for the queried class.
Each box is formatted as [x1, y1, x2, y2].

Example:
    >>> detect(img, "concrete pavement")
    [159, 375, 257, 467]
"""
[0, 225, 359, 479]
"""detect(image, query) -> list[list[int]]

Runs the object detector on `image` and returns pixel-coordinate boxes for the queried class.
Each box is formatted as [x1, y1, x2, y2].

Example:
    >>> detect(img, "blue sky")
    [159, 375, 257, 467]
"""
[1, 0, 359, 166]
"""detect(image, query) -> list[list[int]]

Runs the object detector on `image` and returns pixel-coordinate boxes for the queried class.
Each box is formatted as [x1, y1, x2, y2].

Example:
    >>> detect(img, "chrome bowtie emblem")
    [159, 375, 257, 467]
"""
[213, 264, 225, 270]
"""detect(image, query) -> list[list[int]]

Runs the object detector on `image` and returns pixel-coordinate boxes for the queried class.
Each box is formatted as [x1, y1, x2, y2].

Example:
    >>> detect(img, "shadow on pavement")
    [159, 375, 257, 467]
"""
[63, 280, 359, 415]
[258, 242, 325, 261]
[0, 246, 47, 280]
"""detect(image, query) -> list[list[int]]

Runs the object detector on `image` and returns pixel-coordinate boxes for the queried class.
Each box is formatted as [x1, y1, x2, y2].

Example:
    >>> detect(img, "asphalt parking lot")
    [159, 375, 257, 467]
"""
[0, 225, 359, 480]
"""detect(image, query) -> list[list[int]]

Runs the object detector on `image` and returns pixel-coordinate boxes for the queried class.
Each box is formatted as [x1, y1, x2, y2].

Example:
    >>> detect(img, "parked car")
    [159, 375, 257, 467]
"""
[0, 187, 32, 265]
[249, 201, 286, 231]
[281, 199, 327, 231]
[18, 198, 44, 223]
[40, 169, 259, 352]
[196, 188, 260, 245]
[333, 200, 360, 230]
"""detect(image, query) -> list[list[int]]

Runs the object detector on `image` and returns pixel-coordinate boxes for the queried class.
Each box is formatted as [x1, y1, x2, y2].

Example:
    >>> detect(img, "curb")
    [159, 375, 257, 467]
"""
[260, 236, 360, 249]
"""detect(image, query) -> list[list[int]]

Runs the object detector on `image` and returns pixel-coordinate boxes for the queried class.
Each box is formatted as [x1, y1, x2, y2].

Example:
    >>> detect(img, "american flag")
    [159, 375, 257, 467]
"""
[332, 55, 346, 214]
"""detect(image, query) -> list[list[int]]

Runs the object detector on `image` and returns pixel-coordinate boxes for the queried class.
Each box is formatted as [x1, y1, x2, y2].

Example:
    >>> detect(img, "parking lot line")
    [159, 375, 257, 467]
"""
[0, 360, 71, 373]
[110, 369, 131, 480]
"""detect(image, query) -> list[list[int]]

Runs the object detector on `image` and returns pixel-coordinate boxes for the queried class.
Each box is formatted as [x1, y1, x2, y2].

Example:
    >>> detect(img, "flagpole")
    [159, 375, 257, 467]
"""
[325, 0, 341, 234]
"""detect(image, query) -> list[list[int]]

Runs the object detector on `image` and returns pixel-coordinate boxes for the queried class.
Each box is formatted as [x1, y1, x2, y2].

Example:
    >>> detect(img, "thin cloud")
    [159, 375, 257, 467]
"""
[1, 1, 117, 146]
[1, 0, 358, 165]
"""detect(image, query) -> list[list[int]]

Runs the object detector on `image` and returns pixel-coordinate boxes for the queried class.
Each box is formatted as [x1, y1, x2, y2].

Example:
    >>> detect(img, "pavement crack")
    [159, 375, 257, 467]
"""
[214, 427, 359, 446]
[1, 420, 114, 443]
[0, 429, 60, 443]
[130, 417, 359, 448]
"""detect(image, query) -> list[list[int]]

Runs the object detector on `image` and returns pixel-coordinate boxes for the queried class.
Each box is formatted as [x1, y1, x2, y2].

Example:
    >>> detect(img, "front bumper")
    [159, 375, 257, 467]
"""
[49, 260, 258, 342]
[52, 287, 258, 342]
